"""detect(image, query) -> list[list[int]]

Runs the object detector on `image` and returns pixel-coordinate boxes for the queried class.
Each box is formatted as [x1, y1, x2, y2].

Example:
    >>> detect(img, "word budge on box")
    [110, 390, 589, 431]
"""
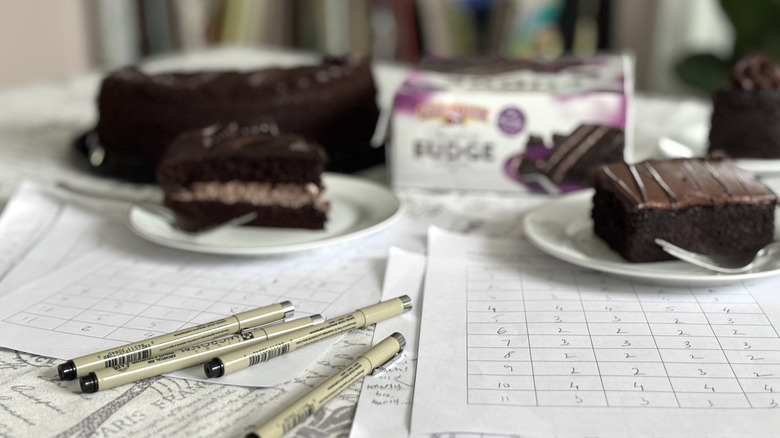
[389, 55, 633, 193]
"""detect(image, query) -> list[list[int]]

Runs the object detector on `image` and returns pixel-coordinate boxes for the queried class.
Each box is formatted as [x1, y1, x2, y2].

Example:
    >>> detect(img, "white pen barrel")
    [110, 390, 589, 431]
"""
[204, 296, 411, 379]
[59, 300, 293, 380]
[355, 295, 412, 326]
[79, 315, 321, 393]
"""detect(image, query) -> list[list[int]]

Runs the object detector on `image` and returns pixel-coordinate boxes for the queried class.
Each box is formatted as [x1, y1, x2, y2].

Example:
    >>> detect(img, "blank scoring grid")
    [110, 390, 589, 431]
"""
[466, 262, 780, 409]
[4, 254, 373, 343]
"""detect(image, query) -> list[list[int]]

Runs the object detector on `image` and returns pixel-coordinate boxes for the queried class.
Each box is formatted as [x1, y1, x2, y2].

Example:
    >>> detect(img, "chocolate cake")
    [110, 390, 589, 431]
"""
[708, 55, 780, 158]
[156, 121, 329, 232]
[592, 158, 777, 263]
[92, 56, 380, 182]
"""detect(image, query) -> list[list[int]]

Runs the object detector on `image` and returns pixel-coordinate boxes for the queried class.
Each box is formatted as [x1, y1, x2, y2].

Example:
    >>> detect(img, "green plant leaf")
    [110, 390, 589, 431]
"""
[674, 53, 730, 95]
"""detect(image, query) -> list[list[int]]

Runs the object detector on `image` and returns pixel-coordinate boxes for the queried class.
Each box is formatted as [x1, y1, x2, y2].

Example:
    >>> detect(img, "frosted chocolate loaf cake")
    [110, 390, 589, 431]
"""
[592, 158, 777, 263]
[708, 55, 780, 158]
[156, 122, 329, 232]
[92, 56, 379, 182]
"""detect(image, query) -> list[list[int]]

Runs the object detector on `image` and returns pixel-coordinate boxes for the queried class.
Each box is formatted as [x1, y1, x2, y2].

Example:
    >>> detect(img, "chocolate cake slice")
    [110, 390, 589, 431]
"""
[156, 122, 329, 232]
[592, 158, 777, 263]
[535, 124, 624, 185]
[709, 55, 780, 158]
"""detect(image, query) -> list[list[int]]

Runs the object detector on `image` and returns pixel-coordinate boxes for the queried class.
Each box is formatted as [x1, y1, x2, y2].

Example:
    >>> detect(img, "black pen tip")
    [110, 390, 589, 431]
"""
[79, 373, 99, 393]
[58, 361, 77, 380]
[203, 359, 224, 378]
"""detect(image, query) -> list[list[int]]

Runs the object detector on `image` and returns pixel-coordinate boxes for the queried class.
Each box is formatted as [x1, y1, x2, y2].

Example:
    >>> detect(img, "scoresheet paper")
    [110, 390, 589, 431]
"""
[0, 181, 386, 388]
[411, 227, 780, 437]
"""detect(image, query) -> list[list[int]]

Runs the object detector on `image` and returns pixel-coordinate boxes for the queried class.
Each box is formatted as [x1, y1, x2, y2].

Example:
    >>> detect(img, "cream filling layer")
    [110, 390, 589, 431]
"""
[170, 181, 329, 212]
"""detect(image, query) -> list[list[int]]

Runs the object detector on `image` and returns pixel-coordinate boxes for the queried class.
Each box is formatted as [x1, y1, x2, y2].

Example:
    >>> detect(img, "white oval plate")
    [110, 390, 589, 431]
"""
[523, 190, 780, 286]
[733, 158, 780, 176]
[658, 136, 780, 176]
[127, 173, 404, 255]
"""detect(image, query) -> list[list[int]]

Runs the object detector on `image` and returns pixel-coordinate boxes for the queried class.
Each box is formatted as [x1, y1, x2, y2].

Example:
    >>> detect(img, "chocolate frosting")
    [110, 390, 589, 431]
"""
[595, 158, 777, 209]
[729, 55, 780, 90]
[109, 56, 367, 100]
[162, 121, 327, 164]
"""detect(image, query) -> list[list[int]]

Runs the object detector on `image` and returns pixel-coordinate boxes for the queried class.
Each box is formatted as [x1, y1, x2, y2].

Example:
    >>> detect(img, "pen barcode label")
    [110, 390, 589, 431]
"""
[105, 347, 152, 370]
[249, 343, 290, 366]
[282, 404, 315, 433]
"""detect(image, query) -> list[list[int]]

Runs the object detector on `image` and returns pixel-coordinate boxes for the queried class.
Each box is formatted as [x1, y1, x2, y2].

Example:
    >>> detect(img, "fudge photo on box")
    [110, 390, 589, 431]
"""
[708, 54, 780, 159]
[591, 157, 777, 263]
[511, 124, 625, 193]
[156, 121, 329, 232]
[82, 56, 379, 182]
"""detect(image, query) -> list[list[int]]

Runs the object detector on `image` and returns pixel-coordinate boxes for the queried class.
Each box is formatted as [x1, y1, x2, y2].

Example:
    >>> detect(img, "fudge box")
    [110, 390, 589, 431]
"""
[388, 54, 634, 193]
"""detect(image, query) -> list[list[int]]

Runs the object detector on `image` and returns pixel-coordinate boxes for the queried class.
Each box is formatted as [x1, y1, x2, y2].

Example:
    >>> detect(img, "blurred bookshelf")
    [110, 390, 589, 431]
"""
[1, 0, 737, 94]
[91, 0, 611, 68]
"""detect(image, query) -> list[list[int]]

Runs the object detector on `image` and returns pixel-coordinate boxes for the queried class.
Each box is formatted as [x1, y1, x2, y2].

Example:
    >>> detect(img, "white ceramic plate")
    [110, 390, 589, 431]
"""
[658, 136, 780, 176]
[733, 158, 780, 176]
[523, 190, 780, 286]
[127, 173, 404, 255]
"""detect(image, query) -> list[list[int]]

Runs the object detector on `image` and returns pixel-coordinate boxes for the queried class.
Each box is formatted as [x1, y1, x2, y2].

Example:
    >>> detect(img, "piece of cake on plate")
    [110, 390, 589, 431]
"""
[156, 121, 329, 232]
[591, 157, 777, 263]
[708, 54, 780, 159]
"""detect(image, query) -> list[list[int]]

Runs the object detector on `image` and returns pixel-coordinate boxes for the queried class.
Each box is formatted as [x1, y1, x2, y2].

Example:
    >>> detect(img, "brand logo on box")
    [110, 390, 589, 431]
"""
[497, 107, 525, 134]
[415, 103, 488, 124]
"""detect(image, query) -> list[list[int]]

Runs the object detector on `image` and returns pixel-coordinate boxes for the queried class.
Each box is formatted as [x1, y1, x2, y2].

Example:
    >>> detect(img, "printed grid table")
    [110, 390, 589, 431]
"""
[4, 254, 374, 343]
[466, 264, 780, 409]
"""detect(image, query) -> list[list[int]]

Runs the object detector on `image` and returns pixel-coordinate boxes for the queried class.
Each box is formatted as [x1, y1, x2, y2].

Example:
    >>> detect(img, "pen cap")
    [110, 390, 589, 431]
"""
[362, 332, 406, 372]
[357, 296, 412, 326]
[235, 301, 294, 330]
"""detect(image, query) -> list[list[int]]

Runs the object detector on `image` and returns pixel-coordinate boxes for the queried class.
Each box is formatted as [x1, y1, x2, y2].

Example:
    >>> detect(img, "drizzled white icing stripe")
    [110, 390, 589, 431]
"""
[602, 165, 640, 204]
[627, 164, 647, 204]
[643, 162, 677, 204]
[682, 160, 706, 194]
[702, 161, 733, 198]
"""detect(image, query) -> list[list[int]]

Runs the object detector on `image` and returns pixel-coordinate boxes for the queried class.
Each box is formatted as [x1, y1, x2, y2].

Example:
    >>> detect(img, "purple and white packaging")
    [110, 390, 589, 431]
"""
[388, 54, 634, 193]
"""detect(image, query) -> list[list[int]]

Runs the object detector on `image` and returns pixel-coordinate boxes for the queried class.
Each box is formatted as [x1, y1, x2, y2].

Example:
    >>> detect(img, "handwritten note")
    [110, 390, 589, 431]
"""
[350, 247, 425, 438]
[411, 227, 780, 437]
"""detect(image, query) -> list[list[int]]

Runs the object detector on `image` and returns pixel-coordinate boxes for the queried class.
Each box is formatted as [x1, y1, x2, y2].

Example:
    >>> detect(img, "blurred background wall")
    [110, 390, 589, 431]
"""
[0, 0, 770, 96]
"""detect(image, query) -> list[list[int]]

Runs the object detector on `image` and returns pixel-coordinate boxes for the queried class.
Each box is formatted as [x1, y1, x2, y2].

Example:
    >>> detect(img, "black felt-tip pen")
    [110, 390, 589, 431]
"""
[58, 301, 294, 380]
[246, 333, 406, 438]
[78, 314, 323, 393]
[203, 295, 412, 379]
